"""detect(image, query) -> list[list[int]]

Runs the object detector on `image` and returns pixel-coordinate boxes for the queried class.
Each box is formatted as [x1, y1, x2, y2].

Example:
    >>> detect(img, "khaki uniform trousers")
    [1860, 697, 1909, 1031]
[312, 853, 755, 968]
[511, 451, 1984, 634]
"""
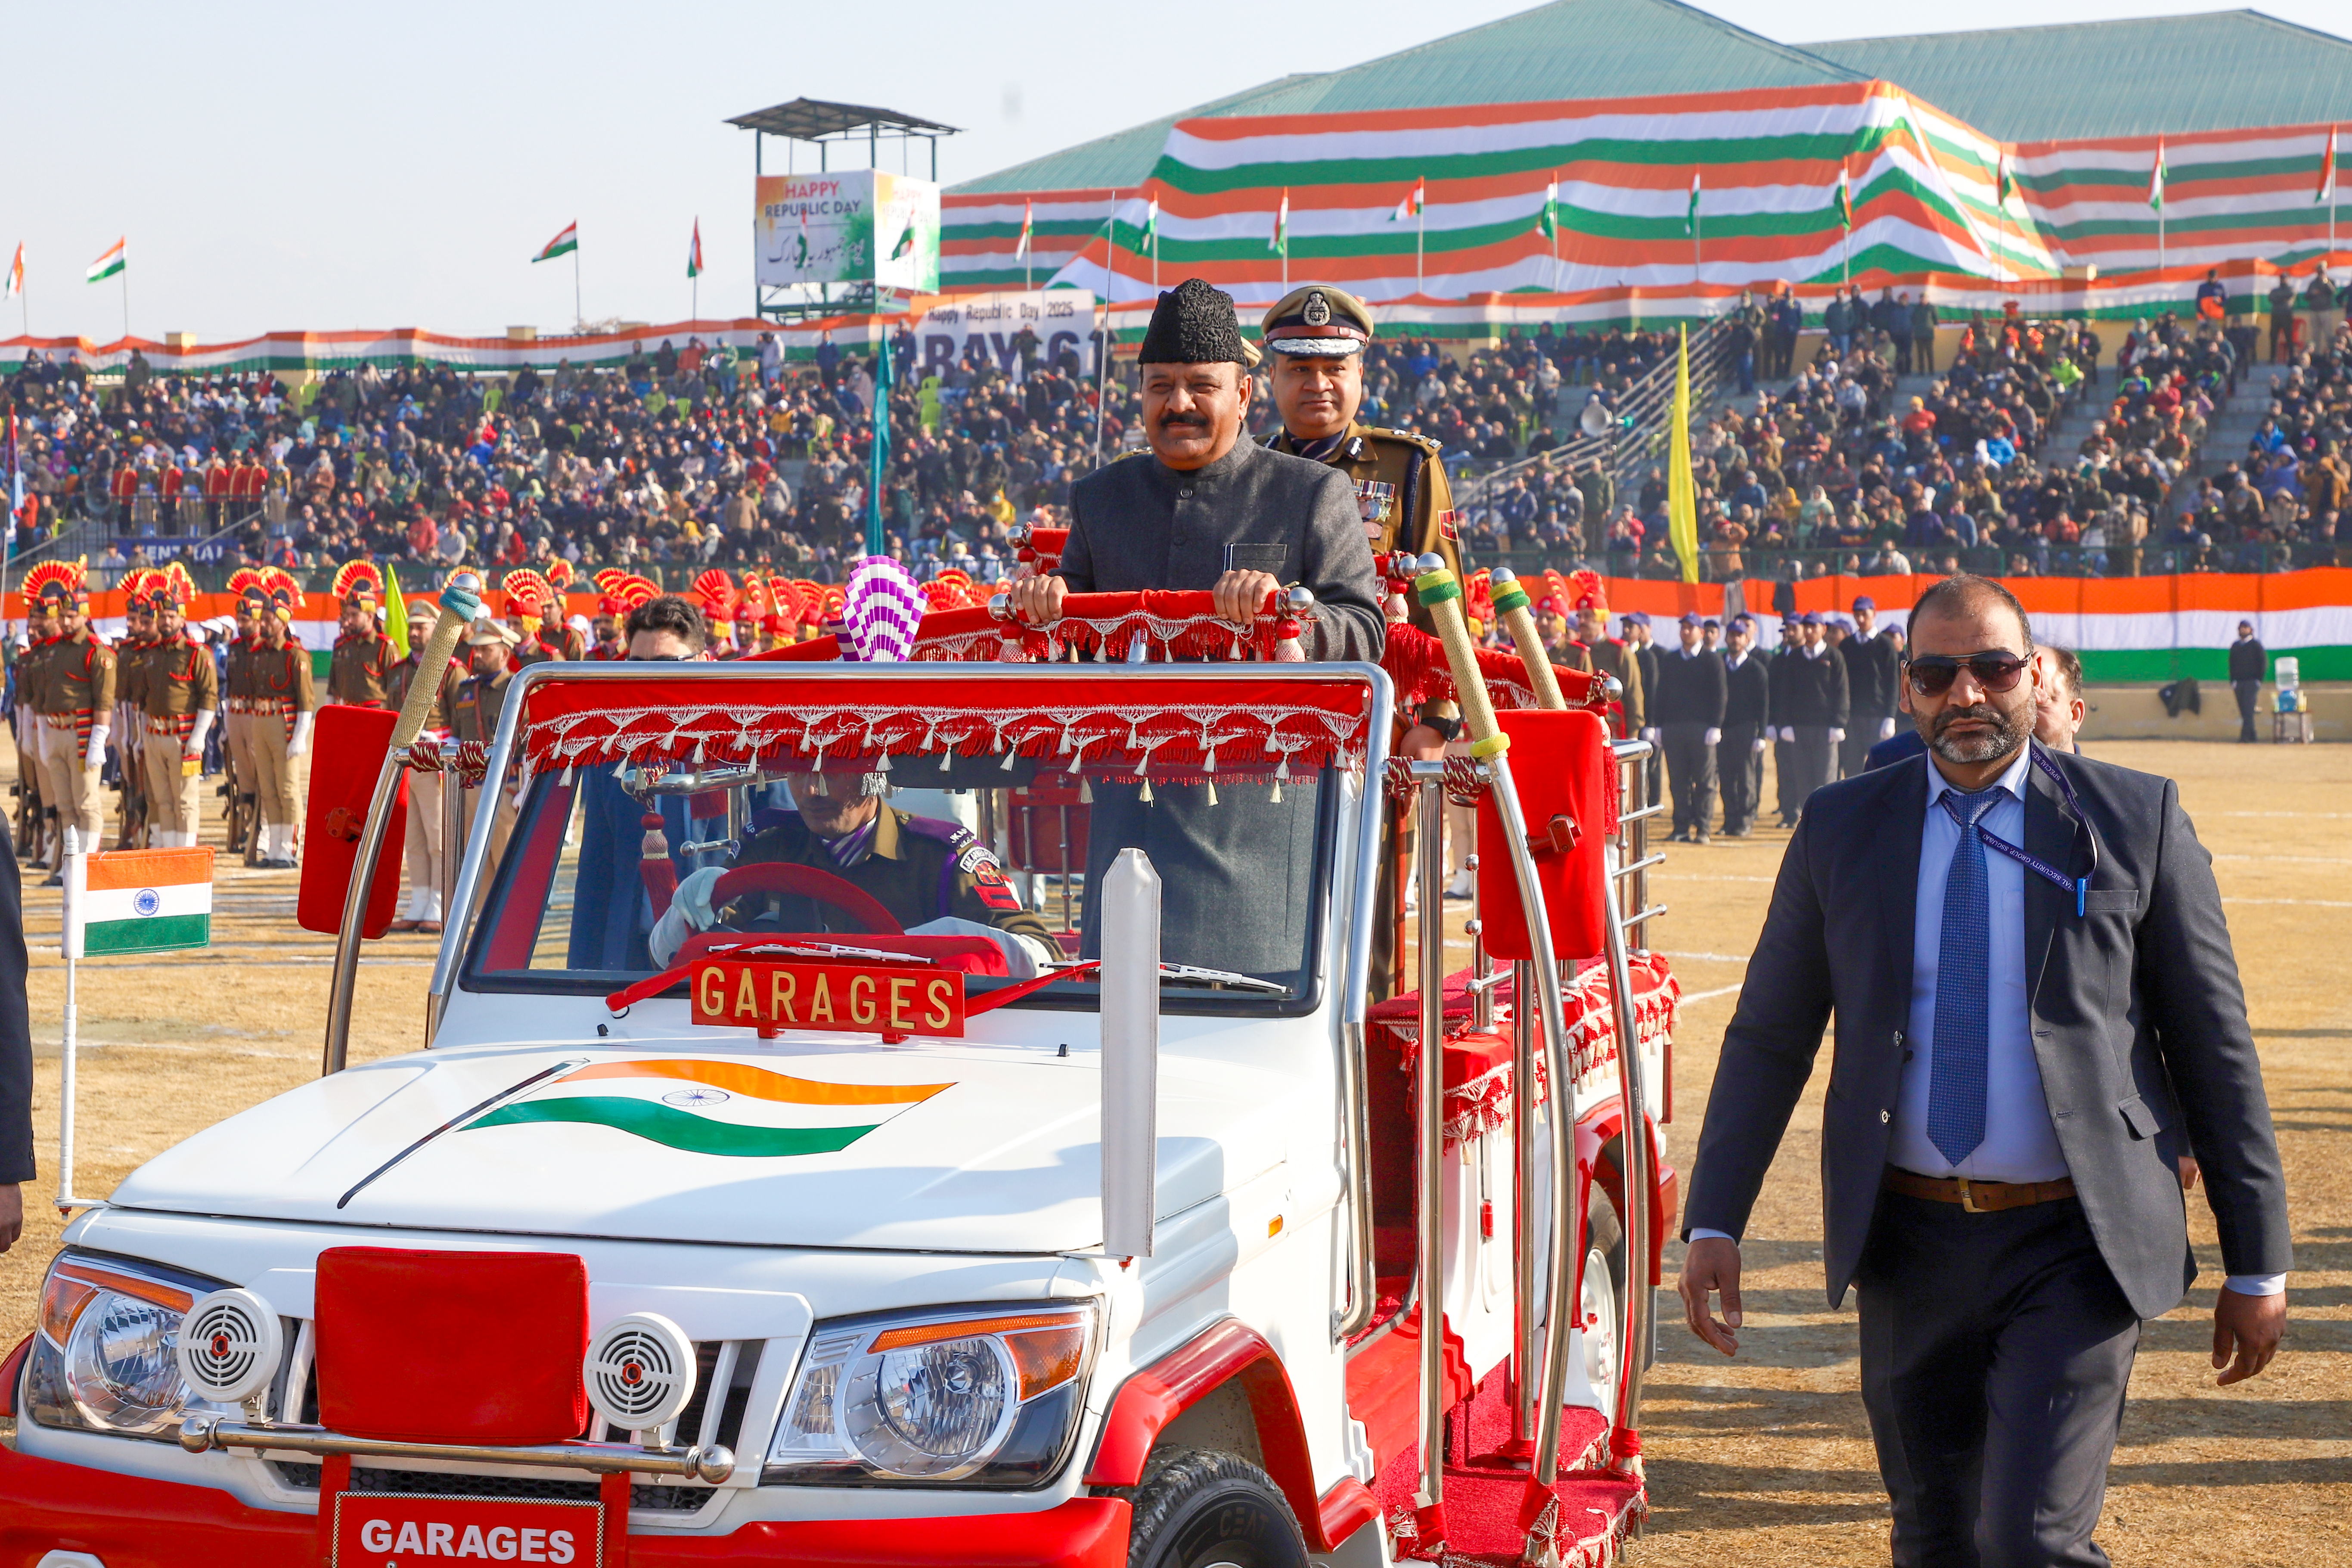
[37, 719, 102, 847]
[405, 767, 447, 919]
[225, 710, 257, 804]
[139, 729, 202, 840]
[251, 713, 302, 827]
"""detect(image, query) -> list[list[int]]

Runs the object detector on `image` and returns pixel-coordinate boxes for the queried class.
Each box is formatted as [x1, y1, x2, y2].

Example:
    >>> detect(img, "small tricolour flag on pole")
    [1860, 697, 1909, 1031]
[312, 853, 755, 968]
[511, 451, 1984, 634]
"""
[86, 238, 124, 284]
[533, 222, 578, 264]
[5, 244, 21, 300]
[1144, 196, 1159, 248]
[68, 847, 213, 957]
[687, 219, 703, 279]
[1270, 189, 1289, 256]
[1537, 175, 1560, 240]
[1686, 172, 1702, 236]
[1390, 180, 1424, 222]
[1836, 164, 1853, 230]
[1015, 200, 1033, 260]
[2318, 126, 2339, 205]
[2147, 141, 2167, 211]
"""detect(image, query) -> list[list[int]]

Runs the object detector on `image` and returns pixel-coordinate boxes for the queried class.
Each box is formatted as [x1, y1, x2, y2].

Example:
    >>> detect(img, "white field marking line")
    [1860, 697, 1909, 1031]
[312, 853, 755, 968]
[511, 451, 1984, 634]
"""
[1663, 873, 1778, 883]
[1678, 982, 1746, 1004]
[1662, 951, 1755, 963]
[2222, 897, 2352, 908]
[2222, 811, 2352, 818]
[25, 945, 432, 966]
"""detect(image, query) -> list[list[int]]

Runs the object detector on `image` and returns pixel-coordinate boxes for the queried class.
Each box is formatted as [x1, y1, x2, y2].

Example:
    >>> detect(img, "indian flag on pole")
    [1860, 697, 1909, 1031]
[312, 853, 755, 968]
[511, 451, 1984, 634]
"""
[464, 1058, 952, 1159]
[686, 218, 703, 279]
[86, 238, 124, 284]
[68, 848, 212, 957]
[1836, 163, 1853, 230]
[1995, 151, 2018, 210]
[1270, 189, 1289, 256]
[1537, 175, 1559, 240]
[1015, 200, 1033, 259]
[5, 244, 21, 300]
[2147, 141, 2167, 211]
[1686, 171, 1702, 235]
[533, 222, 578, 264]
[1389, 180, 1424, 222]
[2318, 126, 2338, 205]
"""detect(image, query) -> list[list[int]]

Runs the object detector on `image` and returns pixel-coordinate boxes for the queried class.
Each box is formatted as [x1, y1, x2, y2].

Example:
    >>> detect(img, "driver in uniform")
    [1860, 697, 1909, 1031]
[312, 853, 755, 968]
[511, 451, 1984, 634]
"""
[649, 759, 1056, 974]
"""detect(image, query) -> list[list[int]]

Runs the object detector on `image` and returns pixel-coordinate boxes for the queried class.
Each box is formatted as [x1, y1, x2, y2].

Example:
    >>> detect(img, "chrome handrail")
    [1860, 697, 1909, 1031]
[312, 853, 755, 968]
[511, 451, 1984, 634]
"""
[177, 1414, 734, 1484]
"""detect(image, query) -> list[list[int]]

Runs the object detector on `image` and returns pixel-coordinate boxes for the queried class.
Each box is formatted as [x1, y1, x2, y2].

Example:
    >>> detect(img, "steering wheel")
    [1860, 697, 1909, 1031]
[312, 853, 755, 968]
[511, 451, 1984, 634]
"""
[708, 862, 904, 935]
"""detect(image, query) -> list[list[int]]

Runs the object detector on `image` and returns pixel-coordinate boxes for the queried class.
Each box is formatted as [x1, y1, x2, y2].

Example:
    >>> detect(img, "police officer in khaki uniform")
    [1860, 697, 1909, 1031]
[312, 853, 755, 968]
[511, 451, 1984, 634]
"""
[220, 571, 268, 859]
[648, 759, 1057, 970]
[112, 571, 156, 849]
[248, 570, 316, 868]
[1258, 284, 1463, 996]
[23, 562, 115, 879]
[328, 562, 396, 708]
[389, 598, 469, 933]
[135, 573, 219, 847]
[454, 618, 521, 867]
[12, 602, 55, 864]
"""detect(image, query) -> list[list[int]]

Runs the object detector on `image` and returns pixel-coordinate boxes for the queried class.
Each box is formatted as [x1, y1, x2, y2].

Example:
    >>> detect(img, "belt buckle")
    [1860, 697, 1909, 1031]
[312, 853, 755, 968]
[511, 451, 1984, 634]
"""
[1956, 1176, 1981, 1213]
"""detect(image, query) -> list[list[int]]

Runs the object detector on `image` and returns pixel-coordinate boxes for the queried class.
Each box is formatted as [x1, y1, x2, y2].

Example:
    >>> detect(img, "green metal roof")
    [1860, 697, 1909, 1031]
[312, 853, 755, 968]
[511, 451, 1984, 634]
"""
[952, 0, 1859, 194]
[1809, 11, 2352, 142]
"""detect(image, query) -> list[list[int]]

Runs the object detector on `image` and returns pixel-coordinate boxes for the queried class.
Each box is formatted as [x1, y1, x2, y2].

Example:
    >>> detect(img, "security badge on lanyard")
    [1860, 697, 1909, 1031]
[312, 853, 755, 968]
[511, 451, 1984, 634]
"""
[1970, 747, 2103, 917]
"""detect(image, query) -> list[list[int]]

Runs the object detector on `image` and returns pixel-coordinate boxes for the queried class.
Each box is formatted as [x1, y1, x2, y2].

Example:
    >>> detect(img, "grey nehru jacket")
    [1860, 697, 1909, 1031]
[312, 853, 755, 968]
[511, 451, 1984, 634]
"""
[1058, 438, 1386, 663]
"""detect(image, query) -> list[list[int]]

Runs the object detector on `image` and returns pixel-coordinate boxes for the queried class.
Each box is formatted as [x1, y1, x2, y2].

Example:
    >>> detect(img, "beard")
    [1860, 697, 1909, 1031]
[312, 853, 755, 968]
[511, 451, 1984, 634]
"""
[1930, 698, 2032, 765]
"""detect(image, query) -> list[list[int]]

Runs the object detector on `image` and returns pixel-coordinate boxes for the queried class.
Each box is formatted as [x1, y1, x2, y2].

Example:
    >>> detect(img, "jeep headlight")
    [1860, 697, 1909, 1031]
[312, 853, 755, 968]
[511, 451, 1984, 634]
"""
[765, 1305, 1092, 1487]
[26, 1251, 224, 1439]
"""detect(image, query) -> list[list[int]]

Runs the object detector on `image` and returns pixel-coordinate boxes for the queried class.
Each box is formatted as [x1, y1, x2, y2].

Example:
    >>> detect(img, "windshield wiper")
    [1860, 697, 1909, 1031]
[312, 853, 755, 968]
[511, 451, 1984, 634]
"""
[1154, 963, 1290, 994]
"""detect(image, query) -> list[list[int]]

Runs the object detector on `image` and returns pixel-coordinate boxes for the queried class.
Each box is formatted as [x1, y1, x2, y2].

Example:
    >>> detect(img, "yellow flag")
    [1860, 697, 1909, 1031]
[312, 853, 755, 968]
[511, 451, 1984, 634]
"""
[1666, 325, 1699, 585]
[383, 561, 410, 659]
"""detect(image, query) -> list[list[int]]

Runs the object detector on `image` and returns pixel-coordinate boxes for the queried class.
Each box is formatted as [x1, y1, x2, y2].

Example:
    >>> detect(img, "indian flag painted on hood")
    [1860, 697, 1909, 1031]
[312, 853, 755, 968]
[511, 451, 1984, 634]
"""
[465, 1058, 953, 1159]
[70, 847, 212, 956]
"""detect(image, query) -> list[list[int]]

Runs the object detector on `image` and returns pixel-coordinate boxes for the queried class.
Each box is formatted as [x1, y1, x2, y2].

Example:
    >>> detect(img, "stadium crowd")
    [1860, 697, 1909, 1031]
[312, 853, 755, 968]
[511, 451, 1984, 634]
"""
[0, 289, 2345, 589]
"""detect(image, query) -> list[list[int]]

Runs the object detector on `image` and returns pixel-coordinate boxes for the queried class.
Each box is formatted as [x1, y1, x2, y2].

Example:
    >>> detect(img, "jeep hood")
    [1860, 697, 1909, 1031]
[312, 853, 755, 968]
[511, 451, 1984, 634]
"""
[108, 1040, 1301, 1253]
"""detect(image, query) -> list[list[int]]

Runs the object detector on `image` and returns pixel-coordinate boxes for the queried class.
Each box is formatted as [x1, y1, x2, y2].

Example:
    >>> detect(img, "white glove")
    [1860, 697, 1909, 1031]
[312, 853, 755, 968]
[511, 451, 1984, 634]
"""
[189, 708, 216, 756]
[288, 710, 315, 758]
[1641, 727, 1661, 743]
[86, 725, 109, 766]
[1703, 728, 1721, 747]
[1879, 717, 1897, 740]
[1752, 737, 1768, 754]
[647, 865, 727, 967]
[906, 916, 1054, 980]
[1828, 728, 1845, 745]
[1778, 726, 1795, 742]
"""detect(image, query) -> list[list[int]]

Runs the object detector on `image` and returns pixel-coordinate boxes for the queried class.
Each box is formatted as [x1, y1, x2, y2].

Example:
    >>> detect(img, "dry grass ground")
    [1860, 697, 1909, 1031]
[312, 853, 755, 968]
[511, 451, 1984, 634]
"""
[0, 740, 2343, 1564]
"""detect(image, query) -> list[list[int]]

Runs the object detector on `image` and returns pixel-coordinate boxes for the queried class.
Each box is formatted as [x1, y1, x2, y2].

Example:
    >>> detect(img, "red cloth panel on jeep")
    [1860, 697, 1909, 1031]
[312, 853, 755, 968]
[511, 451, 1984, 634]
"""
[1476, 707, 1612, 960]
[314, 1247, 590, 1444]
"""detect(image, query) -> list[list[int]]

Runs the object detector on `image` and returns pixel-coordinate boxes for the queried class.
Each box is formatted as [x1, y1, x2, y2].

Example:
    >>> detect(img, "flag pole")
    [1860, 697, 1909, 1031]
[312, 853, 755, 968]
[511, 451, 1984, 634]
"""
[1095, 193, 1116, 469]
[574, 245, 583, 330]
[57, 826, 83, 1212]
[120, 268, 129, 347]
[1417, 200, 1425, 297]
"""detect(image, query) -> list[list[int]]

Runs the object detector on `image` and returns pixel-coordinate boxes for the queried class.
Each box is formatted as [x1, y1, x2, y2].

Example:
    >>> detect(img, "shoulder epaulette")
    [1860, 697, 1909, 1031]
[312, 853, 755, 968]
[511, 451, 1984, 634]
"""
[1362, 425, 1444, 455]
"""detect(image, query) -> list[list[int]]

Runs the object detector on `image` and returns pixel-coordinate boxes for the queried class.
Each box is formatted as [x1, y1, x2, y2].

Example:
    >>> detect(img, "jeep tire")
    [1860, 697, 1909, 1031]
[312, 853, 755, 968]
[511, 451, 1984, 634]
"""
[1125, 1447, 1309, 1568]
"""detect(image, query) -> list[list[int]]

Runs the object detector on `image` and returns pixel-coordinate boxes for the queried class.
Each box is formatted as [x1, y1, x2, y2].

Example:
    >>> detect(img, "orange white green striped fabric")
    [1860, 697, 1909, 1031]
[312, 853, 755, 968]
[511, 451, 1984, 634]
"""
[71, 847, 212, 956]
[464, 1058, 953, 1159]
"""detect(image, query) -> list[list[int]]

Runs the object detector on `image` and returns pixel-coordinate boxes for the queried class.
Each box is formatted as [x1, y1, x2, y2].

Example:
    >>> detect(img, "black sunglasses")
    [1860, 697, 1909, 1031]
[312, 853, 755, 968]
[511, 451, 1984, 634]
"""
[1905, 653, 2029, 697]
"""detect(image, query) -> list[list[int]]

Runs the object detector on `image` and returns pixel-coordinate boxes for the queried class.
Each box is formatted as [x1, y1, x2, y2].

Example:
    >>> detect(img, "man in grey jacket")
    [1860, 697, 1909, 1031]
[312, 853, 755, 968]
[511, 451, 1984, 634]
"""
[1680, 574, 2290, 1568]
[1007, 278, 1383, 978]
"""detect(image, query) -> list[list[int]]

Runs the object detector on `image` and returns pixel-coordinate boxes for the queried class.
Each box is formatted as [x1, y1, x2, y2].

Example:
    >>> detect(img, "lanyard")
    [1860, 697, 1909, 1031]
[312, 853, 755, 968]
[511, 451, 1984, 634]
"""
[1944, 746, 2101, 916]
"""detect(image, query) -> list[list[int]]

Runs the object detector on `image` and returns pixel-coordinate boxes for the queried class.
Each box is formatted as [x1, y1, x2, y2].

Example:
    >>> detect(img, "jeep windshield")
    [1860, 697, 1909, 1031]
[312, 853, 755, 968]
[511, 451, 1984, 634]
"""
[456, 665, 1378, 1017]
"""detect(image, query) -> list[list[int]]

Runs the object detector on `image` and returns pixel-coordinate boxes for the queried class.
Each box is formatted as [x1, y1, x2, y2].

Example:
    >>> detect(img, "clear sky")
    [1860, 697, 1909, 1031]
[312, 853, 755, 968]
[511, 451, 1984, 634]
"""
[4, 0, 2342, 344]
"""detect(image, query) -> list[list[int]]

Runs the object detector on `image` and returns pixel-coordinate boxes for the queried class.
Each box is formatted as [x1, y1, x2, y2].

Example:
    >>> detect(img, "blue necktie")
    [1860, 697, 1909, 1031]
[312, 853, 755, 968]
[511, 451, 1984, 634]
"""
[1927, 786, 2001, 1166]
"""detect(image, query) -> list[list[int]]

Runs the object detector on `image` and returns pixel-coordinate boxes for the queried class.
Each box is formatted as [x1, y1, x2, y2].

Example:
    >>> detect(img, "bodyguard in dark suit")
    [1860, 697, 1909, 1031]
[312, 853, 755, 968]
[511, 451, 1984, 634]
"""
[1650, 612, 1726, 842]
[1774, 612, 1848, 820]
[1719, 614, 1771, 835]
[1767, 618, 1803, 826]
[1681, 574, 2290, 1568]
[1839, 596, 1902, 777]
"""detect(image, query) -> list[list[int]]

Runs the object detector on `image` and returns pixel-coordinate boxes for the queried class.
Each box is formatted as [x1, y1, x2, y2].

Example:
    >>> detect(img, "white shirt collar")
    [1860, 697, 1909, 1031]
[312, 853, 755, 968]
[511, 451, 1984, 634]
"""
[1926, 742, 2033, 810]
